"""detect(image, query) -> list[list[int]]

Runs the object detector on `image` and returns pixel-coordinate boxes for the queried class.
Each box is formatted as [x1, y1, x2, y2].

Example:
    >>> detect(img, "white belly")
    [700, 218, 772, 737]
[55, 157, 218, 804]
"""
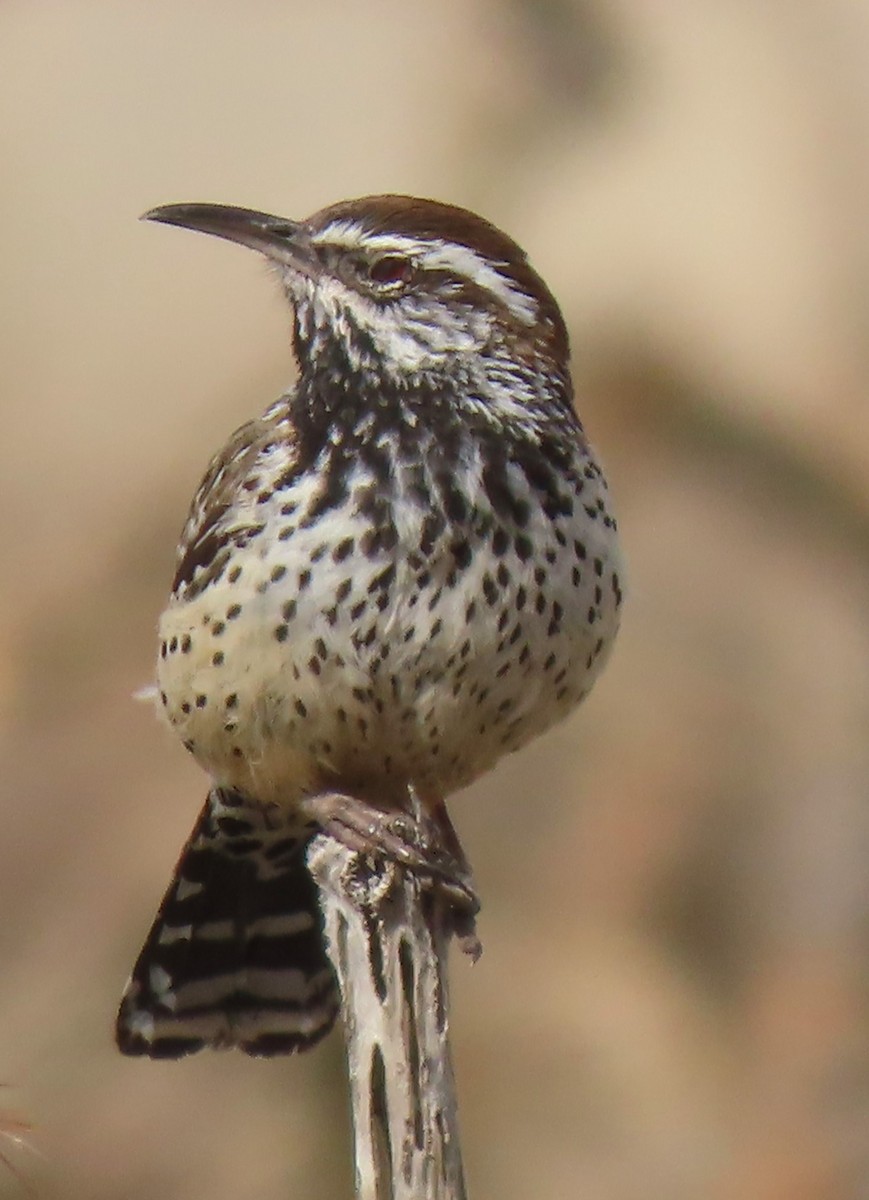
[156, 465, 622, 806]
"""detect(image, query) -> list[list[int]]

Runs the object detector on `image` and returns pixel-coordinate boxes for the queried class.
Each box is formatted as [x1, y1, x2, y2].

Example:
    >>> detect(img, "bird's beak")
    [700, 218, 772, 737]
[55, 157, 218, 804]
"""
[142, 203, 318, 276]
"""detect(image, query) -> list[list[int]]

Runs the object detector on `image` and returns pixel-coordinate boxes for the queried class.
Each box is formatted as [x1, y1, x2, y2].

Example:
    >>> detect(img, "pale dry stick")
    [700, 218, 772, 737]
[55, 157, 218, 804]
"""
[307, 822, 479, 1200]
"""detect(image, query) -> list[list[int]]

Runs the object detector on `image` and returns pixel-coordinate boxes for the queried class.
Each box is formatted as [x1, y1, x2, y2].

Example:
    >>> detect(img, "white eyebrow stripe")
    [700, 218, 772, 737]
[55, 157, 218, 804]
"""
[420, 241, 537, 325]
[310, 220, 364, 248]
[312, 223, 426, 257]
[315, 224, 538, 326]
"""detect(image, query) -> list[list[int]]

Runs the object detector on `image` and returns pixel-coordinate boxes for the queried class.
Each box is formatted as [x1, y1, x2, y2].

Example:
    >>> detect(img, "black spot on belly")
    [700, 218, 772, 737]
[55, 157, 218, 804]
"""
[450, 539, 472, 569]
[217, 816, 254, 837]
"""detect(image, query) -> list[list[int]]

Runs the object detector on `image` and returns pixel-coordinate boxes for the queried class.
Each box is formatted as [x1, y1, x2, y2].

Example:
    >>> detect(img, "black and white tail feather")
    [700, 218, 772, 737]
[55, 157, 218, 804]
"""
[116, 789, 339, 1058]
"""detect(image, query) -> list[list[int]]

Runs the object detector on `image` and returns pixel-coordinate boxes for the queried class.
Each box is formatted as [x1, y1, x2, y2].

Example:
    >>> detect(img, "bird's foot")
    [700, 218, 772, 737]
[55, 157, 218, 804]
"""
[301, 790, 481, 957]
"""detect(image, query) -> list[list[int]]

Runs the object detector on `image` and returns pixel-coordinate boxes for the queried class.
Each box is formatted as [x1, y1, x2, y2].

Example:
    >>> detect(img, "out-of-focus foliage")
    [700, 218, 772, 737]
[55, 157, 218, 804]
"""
[1, 3, 868, 1197]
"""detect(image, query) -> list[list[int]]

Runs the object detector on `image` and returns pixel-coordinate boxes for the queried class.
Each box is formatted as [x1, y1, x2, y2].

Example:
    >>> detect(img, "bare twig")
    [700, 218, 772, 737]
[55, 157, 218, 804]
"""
[307, 829, 477, 1200]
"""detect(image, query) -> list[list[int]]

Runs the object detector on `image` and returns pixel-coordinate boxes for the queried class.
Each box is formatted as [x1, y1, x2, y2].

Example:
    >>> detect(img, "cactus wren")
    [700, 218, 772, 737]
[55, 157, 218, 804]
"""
[116, 195, 623, 1058]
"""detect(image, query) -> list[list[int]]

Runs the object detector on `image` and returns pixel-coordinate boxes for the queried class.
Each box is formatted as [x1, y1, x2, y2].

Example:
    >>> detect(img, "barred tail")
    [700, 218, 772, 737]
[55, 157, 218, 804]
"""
[116, 789, 339, 1058]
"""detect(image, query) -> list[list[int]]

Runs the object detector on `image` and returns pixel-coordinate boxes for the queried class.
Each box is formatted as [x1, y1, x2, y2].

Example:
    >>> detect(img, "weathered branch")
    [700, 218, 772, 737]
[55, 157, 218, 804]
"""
[307, 829, 477, 1200]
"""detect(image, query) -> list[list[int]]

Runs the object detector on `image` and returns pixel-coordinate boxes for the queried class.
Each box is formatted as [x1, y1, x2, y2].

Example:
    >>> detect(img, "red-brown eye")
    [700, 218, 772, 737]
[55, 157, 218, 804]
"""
[367, 256, 412, 286]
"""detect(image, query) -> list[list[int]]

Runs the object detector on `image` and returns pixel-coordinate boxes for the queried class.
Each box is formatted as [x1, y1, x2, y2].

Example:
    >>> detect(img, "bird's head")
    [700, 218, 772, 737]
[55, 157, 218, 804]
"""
[144, 195, 570, 404]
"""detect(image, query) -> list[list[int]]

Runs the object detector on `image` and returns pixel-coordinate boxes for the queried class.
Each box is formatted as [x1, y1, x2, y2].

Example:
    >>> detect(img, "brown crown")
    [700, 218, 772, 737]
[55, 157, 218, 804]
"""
[308, 194, 569, 360]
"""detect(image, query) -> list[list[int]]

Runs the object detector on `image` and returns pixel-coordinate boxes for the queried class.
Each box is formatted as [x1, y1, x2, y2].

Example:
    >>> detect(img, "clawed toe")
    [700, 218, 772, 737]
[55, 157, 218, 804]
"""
[301, 790, 480, 935]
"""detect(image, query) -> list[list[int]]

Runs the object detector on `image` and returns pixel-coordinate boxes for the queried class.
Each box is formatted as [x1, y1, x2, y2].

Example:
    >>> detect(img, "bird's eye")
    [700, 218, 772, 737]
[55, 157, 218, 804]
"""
[367, 256, 413, 287]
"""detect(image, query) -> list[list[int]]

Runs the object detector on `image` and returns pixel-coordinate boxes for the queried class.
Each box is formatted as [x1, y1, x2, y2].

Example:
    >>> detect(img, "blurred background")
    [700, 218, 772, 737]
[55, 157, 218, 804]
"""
[2, 2, 869, 1197]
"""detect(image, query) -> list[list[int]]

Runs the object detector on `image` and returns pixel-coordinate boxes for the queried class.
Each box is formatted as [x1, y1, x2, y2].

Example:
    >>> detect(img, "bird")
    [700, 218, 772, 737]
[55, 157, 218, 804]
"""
[116, 194, 623, 1059]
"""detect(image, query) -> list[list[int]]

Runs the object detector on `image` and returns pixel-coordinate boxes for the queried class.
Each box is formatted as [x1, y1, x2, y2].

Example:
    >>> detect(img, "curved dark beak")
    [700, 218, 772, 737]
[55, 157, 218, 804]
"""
[142, 203, 316, 275]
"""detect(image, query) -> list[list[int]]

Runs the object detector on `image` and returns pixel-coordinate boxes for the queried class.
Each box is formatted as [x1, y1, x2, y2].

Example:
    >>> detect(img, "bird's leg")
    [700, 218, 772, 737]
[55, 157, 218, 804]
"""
[408, 787, 482, 958]
[300, 789, 481, 956]
[422, 793, 470, 871]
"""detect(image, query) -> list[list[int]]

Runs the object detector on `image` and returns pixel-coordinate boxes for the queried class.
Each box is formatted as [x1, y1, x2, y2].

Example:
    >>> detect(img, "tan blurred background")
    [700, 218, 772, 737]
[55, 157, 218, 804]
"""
[2, 2, 869, 1197]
